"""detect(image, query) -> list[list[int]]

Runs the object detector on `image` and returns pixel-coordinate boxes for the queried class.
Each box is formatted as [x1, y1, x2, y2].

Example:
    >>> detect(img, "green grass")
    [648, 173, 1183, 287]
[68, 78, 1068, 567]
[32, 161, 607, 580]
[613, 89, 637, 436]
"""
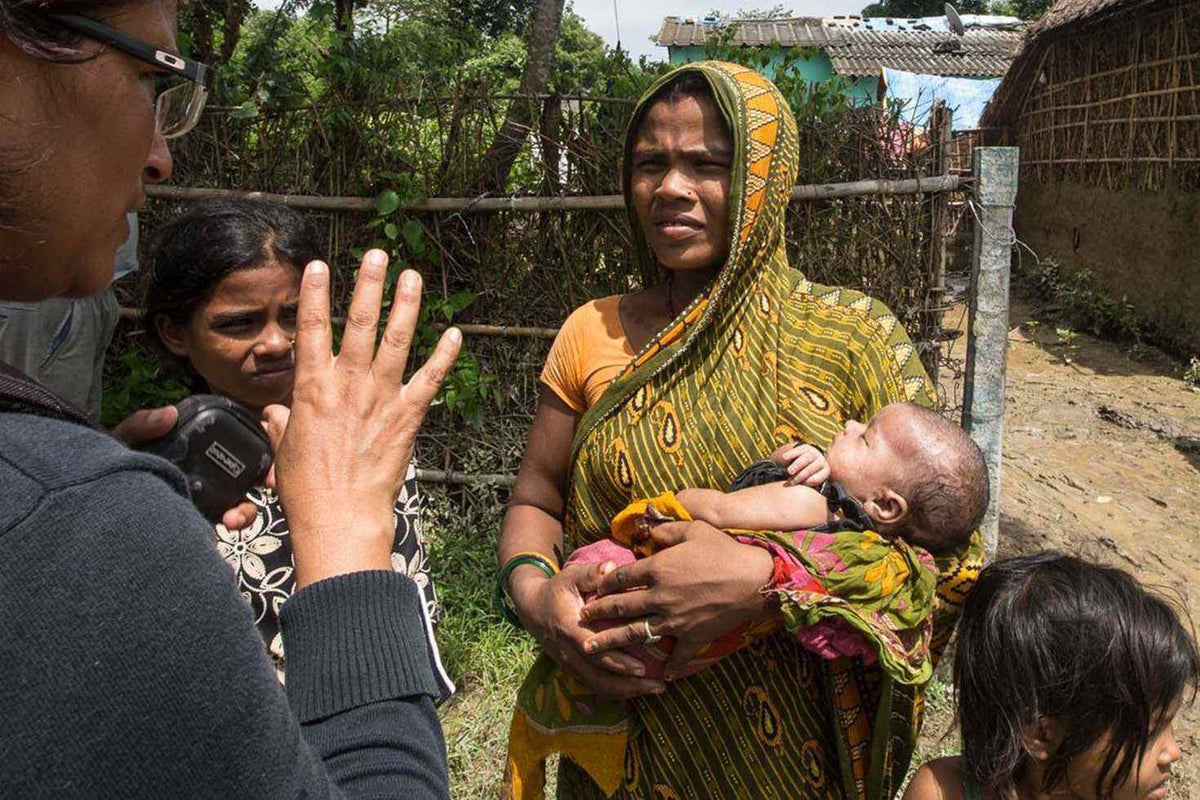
[422, 485, 536, 799]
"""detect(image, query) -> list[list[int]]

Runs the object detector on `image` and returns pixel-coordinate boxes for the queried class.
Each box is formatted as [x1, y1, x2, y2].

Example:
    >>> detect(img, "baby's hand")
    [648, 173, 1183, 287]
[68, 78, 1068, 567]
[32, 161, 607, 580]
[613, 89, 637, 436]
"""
[771, 442, 830, 487]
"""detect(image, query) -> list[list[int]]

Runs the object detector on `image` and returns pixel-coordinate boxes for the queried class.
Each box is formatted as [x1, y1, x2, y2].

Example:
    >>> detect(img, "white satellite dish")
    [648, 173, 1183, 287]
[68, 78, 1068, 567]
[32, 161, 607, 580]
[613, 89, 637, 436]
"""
[944, 3, 966, 36]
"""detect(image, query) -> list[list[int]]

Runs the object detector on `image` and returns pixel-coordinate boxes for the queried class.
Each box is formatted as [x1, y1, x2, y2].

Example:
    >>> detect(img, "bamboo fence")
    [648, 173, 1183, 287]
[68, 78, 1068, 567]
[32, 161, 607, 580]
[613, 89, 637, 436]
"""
[120, 81, 972, 486]
[1013, 0, 1200, 190]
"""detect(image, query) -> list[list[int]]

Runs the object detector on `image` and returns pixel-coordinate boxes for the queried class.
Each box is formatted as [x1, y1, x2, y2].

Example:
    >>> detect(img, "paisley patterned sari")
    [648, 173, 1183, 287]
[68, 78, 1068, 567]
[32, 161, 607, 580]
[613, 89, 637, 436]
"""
[511, 62, 982, 800]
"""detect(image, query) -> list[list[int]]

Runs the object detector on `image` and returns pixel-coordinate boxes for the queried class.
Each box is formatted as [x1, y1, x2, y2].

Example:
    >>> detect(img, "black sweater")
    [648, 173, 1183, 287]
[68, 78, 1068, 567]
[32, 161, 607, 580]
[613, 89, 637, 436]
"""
[0, 411, 450, 799]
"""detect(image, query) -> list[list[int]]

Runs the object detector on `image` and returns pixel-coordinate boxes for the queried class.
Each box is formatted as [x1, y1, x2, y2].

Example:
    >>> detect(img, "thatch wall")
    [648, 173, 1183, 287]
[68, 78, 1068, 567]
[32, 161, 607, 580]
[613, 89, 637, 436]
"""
[983, 0, 1200, 351]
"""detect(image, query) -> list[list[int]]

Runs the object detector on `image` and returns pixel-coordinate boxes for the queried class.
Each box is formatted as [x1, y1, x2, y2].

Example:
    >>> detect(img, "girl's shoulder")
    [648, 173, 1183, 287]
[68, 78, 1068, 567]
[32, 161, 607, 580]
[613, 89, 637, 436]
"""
[902, 756, 969, 800]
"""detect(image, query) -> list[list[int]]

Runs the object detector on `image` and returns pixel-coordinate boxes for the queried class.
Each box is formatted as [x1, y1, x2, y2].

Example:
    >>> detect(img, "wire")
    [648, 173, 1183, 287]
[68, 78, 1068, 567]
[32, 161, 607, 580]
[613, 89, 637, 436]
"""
[965, 197, 1044, 266]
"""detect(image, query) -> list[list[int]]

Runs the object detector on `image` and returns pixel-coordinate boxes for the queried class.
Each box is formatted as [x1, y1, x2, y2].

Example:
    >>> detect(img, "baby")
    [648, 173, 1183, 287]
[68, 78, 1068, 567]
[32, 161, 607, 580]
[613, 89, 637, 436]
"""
[566, 401, 989, 677]
[677, 401, 989, 554]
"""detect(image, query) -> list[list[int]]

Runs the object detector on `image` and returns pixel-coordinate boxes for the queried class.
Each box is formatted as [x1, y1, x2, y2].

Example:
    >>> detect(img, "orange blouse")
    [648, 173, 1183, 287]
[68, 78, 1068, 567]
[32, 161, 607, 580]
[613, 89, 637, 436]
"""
[540, 295, 635, 414]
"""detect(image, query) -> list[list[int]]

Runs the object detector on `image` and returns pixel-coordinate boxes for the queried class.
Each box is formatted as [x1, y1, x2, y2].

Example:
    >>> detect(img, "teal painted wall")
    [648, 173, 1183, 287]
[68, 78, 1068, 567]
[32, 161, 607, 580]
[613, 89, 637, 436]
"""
[666, 45, 880, 105]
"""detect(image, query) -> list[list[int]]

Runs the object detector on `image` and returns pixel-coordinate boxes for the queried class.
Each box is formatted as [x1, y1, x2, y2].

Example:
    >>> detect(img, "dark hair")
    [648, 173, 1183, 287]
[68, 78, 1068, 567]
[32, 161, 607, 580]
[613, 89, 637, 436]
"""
[956, 552, 1199, 799]
[897, 403, 989, 552]
[141, 198, 321, 361]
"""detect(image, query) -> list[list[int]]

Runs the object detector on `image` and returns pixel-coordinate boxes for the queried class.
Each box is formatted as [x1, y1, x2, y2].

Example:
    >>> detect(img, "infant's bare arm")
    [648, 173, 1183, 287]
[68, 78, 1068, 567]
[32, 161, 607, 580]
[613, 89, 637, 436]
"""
[676, 482, 830, 531]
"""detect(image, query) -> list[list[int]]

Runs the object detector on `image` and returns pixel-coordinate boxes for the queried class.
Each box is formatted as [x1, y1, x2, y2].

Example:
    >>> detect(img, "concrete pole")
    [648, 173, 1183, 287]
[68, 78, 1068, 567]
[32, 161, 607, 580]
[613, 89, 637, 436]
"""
[961, 147, 1019, 561]
[926, 101, 953, 386]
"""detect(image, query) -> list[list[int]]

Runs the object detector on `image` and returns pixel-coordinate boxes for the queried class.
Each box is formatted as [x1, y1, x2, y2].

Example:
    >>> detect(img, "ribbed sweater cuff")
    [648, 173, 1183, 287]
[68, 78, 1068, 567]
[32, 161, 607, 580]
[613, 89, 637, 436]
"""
[279, 570, 440, 723]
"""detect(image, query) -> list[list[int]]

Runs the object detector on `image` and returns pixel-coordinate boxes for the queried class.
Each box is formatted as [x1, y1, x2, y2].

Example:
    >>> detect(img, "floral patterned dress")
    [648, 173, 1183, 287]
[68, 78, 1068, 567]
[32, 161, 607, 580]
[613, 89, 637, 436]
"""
[214, 461, 453, 700]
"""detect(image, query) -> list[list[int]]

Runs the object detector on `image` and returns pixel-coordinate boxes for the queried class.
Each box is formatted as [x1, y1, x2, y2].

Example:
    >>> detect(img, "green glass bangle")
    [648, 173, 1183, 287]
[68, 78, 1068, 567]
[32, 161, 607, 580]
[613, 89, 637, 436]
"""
[495, 554, 557, 628]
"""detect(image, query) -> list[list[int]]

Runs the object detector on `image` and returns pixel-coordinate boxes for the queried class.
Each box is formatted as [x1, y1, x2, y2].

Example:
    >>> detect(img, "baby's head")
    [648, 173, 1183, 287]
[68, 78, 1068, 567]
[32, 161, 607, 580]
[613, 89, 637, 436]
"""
[956, 553, 1197, 799]
[824, 402, 987, 552]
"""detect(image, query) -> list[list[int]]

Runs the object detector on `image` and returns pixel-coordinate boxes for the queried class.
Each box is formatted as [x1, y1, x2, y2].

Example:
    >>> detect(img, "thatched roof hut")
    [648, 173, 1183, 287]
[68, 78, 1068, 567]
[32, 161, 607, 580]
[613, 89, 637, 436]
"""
[981, 0, 1200, 352]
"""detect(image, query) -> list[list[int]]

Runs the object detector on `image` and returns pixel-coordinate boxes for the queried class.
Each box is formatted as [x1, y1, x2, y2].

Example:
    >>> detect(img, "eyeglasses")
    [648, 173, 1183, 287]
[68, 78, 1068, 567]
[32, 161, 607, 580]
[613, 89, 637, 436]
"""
[47, 13, 213, 139]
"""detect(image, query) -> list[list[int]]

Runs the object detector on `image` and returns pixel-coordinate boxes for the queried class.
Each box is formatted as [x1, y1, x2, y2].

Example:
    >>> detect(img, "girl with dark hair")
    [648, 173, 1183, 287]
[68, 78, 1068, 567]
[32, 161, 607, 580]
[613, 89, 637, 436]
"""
[142, 198, 322, 409]
[904, 552, 1198, 800]
[0, 1, 460, 796]
[140, 198, 449, 691]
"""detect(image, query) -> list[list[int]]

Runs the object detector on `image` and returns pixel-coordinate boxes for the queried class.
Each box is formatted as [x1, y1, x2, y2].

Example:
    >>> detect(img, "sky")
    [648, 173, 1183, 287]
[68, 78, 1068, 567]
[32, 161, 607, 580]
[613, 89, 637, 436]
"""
[574, 0, 867, 59]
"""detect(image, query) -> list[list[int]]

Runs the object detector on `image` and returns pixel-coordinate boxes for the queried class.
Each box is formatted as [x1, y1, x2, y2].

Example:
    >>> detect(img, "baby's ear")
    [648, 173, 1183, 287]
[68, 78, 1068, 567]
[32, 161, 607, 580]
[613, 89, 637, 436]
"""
[865, 489, 908, 525]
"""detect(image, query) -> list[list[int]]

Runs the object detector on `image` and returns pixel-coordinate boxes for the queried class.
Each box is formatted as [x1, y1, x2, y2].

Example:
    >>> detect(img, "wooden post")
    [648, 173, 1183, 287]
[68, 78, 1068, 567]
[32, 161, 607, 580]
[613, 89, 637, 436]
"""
[962, 147, 1019, 560]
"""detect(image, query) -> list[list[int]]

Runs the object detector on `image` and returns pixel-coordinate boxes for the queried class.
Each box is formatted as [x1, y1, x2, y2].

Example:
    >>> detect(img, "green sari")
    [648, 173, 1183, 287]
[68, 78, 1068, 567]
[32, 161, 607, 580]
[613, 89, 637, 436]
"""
[514, 62, 983, 800]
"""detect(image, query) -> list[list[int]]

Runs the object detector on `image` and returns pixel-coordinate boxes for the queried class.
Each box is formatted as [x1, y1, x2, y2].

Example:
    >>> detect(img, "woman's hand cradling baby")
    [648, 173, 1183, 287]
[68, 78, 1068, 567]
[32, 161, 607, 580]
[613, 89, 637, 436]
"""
[270, 250, 462, 588]
[580, 520, 779, 680]
[511, 563, 668, 700]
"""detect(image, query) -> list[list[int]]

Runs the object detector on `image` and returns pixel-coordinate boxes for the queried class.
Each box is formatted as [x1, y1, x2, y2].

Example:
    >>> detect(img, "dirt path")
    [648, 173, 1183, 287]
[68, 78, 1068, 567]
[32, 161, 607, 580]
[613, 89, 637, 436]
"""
[915, 295, 1200, 793]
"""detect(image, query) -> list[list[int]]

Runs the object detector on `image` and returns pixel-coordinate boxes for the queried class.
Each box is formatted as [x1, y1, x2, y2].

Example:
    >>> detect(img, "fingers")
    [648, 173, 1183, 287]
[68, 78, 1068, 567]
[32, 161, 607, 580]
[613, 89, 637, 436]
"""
[790, 460, 830, 487]
[562, 560, 616, 597]
[770, 440, 803, 465]
[261, 405, 291, 452]
[400, 326, 462, 413]
[581, 588, 655, 625]
[808, 464, 832, 487]
[557, 651, 664, 699]
[644, 519, 721, 550]
[582, 615, 664, 655]
[784, 446, 817, 475]
[294, 261, 333, 375]
[259, 405, 289, 491]
[784, 446, 829, 487]
[590, 649, 651, 677]
[110, 405, 178, 447]
[338, 249, 390, 372]
[663, 636, 709, 680]
[639, 520, 694, 551]
[373, 269, 422, 384]
[594, 558, 656, 598]
[774, 443, 805, 466]
[221, 500, 259, 530]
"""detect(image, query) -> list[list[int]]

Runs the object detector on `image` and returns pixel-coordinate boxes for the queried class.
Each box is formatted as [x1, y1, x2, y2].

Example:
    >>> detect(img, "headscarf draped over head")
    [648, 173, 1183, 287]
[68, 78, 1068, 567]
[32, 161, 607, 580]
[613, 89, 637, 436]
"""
[505, 61, 982, 800]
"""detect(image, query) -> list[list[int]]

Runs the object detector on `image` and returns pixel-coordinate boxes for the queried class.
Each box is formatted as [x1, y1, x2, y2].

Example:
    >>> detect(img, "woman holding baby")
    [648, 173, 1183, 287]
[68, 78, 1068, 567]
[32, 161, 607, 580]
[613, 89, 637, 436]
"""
[497, 62, 984, 799]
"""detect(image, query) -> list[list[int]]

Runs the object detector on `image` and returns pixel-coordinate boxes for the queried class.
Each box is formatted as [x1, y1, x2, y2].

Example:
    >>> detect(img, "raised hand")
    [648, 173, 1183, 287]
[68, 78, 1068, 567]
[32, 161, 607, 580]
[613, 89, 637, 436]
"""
[272, 249, 461, 588]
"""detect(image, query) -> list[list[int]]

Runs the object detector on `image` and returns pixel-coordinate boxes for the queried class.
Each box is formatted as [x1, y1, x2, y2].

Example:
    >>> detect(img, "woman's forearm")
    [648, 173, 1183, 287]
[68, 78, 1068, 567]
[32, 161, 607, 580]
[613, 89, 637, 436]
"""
[498, 502, 565, 611]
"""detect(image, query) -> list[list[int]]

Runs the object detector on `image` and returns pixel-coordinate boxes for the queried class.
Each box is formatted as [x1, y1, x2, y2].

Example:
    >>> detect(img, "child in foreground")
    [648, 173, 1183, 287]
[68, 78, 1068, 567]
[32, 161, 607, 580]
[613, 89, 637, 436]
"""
[904, 552, 1198, 800]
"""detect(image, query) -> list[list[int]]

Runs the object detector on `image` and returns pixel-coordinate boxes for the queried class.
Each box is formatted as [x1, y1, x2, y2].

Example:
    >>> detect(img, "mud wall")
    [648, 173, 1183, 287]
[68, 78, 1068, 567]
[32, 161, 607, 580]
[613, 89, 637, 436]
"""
[1013, 179, 1200, 354]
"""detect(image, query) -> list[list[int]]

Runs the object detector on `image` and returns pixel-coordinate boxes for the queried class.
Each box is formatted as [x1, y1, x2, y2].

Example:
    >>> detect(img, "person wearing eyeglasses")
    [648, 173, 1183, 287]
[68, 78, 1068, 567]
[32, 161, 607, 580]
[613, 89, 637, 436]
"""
[0, 3, 460, 799]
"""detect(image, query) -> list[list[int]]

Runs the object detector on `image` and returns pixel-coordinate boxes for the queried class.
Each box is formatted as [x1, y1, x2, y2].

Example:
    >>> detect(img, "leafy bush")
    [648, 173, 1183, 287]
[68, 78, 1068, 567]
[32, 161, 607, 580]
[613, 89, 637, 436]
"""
[1013, 258, 1141, 342]
[100, 348, 190, 428]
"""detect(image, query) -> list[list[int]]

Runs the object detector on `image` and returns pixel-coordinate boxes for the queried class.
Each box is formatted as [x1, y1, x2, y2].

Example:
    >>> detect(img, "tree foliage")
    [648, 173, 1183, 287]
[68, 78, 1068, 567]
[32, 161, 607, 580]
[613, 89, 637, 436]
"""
[859, 0, 988, 18]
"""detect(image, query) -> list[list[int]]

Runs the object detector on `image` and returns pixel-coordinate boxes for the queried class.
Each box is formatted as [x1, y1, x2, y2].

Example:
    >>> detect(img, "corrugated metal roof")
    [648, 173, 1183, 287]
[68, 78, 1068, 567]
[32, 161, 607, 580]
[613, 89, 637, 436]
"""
[655, 17, 828, 48]
[656, 16, 1023, 77]
[824, 27, 1023, 77]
